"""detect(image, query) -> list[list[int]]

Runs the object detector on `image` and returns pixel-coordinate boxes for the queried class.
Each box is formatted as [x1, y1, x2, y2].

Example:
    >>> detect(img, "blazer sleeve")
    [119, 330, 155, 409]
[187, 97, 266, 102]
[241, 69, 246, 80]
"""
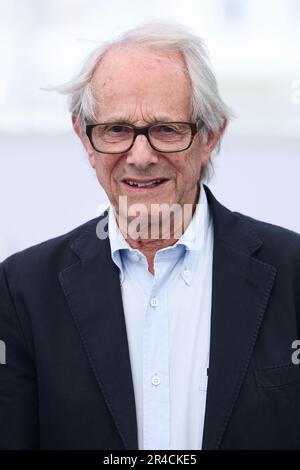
[0, 261, 39, 449]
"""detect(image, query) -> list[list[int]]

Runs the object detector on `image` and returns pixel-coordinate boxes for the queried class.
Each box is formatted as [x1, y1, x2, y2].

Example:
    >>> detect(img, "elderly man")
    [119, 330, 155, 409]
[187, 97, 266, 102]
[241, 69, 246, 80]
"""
[0, 22, 300, 451]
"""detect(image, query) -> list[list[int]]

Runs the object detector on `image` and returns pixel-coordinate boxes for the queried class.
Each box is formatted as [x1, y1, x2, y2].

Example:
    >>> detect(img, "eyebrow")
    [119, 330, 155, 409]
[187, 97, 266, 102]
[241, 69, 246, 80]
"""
[99, 114, 181, 124]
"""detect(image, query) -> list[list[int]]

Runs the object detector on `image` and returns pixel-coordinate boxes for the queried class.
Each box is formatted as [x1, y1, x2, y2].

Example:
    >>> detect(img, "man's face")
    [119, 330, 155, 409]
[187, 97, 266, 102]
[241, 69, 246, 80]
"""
[74, 46, 220, 220]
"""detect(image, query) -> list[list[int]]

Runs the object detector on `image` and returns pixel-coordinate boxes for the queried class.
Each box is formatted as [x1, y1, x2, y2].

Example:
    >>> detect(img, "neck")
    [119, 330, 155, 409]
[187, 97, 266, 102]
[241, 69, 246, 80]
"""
[123, 234, 182, 275]
[116, 186, 200, 274]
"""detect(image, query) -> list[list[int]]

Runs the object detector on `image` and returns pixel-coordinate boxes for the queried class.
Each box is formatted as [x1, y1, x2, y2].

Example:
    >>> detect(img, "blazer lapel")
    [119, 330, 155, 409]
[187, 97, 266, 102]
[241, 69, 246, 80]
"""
[202, 186, 277, 449]
[59, 215, 138, 450]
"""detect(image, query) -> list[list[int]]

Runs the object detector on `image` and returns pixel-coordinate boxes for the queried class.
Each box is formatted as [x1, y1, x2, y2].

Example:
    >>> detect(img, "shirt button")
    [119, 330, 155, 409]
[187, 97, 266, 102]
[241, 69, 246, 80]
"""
[151, 374, 161, 386]
[150, 297, 159, 308]
[130, 252, 140, 262]
[182, 269, 192, 285]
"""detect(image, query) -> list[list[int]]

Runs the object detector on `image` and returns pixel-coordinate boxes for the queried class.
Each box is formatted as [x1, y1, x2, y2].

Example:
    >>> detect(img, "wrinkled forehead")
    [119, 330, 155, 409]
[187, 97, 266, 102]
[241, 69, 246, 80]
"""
[94, 43, 189, 77]
[90, 45, 193, 119]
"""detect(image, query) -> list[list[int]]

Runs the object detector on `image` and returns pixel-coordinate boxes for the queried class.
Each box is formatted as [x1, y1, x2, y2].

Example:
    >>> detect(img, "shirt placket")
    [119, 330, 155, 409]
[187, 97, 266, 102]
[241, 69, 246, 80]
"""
[143, 265, 170, 450]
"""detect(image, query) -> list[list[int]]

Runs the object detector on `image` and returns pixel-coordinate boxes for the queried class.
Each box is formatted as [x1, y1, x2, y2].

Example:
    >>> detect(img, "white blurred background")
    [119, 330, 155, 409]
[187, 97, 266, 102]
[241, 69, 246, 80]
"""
[0, 0, 299, 261]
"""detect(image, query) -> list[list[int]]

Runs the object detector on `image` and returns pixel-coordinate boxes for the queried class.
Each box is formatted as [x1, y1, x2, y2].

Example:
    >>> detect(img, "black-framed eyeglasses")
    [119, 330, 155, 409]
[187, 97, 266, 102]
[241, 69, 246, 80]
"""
[85, 120, 205, 154]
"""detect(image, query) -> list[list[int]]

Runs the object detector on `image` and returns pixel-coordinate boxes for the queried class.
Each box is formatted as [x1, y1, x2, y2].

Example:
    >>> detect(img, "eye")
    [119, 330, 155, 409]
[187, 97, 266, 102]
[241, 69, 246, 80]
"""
[150, 123, 189, 140]
[155, 125, 177, 134]
[106, 125, 130, 134]
[99, 124, 133, 143]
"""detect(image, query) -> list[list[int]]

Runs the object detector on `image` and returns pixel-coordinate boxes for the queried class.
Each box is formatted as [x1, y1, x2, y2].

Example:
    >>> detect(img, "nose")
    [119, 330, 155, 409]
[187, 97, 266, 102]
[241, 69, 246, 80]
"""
[125, 135, 159, 170]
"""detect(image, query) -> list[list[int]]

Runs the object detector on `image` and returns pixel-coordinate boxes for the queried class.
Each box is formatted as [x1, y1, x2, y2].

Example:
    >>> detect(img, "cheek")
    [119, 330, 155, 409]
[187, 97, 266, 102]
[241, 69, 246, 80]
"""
[181, 151, 202, 181]
[94, 159, 110, 186]
[167, 152, 201, 186]
[94, 158, 121, 196]
[188, 144, 206, 174]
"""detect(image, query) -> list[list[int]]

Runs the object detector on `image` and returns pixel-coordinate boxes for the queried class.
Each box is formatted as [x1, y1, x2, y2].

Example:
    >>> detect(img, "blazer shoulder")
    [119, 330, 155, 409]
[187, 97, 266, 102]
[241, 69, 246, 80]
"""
[235, 211, 300, 259]
[0, 216, 101, 276]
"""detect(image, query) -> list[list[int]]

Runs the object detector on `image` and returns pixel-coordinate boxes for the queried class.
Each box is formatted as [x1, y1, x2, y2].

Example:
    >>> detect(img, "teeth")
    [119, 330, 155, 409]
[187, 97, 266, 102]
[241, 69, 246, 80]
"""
[126, 179, 163, 188]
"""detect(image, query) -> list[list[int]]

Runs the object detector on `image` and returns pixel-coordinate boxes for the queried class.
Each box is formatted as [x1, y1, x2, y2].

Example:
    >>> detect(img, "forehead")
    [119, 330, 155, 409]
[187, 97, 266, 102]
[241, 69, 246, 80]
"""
[91, 45, 192, 121]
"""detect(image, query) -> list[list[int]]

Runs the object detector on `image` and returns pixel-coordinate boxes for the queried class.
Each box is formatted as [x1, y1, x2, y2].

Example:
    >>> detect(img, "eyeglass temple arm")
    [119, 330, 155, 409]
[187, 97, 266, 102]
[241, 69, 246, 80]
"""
[196, 119, 205, 132]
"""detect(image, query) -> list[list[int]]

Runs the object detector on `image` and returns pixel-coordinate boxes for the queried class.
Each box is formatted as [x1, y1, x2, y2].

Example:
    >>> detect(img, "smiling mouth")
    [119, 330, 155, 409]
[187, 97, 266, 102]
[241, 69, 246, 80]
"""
[123, 178, 168, 189]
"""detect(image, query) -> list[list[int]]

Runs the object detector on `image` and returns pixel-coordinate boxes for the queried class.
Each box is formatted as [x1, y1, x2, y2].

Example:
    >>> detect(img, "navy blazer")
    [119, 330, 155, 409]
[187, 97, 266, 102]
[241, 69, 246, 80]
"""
[0, 185, 300, 450]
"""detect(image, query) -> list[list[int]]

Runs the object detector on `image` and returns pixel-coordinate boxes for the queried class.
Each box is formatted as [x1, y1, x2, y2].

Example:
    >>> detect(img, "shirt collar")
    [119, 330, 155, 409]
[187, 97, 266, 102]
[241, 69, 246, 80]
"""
[108, 202, 131, 281]
[176, 182, 210, 252]
[177, 183, 212, 285]
[108, 182, 212, 281]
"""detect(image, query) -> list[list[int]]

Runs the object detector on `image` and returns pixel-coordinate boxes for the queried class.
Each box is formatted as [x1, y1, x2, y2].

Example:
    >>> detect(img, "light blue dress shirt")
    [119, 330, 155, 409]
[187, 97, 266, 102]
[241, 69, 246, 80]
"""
[108, 183, 214, 449]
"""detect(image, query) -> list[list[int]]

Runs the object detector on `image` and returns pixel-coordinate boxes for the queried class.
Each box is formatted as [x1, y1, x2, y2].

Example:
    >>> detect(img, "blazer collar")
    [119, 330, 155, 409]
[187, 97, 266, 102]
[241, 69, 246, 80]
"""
[204, 184, 263, 256]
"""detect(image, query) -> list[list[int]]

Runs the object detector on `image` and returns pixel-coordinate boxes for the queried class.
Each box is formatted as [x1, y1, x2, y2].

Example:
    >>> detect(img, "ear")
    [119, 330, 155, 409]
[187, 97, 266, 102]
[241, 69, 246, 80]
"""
[200, 118, 227, 166]
[72, 113, 96, 168]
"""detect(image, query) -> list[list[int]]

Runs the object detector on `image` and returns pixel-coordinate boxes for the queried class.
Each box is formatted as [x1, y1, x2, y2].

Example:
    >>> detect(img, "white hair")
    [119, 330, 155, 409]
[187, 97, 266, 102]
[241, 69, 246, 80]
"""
[57, 21, 233, 181]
